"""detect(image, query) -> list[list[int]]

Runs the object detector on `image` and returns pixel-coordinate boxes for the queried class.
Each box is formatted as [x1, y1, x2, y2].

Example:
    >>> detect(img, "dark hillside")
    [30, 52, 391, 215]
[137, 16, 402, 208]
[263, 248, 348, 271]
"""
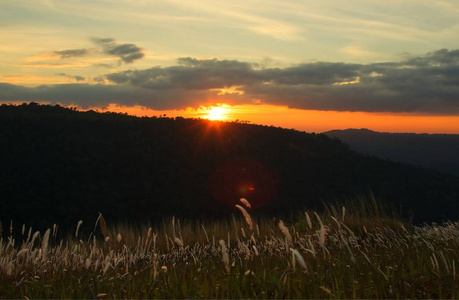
[1, 103, 458, 233]
[324, 128, 459, 176]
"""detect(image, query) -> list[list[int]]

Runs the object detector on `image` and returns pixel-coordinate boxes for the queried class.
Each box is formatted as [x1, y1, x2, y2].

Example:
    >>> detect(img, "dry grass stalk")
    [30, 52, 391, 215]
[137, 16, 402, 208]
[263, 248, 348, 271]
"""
[3, 206, 459, 299]
[98, 213, 109, 239]
[53, 224, 58, 238]
[320, 286, 335, 297]
[307, 238, 316, 258]
[25, 227, 32, 244]
[314, 212, 327, 248]
[305, 212, 312, 230]
[291, 248, 307, 271]
[171, 216, 184, 247]
[201, 224, 210, 243]
[278, 220, 292, 243]
[41, 229, 50, 262]
[219, 239, 230, 273]
[453, 259, 456, 280]
[239, 198, 251, 208]
[235, 204, 253, 230]
[17, 248, 28, 257]
[75, 220, 83, 238]
[174, 237, 184, 247]
[145, 227, 152, 246]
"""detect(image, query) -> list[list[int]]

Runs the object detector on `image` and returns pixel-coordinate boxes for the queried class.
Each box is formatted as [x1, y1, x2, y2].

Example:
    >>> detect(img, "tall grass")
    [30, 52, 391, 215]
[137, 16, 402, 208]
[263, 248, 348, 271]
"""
[0, 197, 458, 298]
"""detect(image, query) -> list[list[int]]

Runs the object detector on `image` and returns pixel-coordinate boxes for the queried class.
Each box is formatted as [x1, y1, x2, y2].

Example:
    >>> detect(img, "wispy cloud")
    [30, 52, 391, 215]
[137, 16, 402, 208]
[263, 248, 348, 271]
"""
[54, 49, 89, 59]
[25, 62, 92, 68]
[24, 37, 145, 67]
[163, 0, 304, 41]
[55, 73, 85, 82]
[338, 46, 384, 60]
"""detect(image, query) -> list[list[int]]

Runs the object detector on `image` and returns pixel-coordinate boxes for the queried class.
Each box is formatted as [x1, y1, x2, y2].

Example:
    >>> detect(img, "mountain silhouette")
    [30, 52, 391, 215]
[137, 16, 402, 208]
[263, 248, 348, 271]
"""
[324, 128, 459, 177]
[1, 103, 458, 234]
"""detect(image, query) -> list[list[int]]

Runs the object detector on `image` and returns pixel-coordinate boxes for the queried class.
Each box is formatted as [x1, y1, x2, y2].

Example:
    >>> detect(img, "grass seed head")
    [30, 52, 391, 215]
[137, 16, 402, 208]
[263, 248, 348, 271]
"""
[219, 239, 230, 273]
[75, 220, 83, 238]
[41, 229, 50, 262]
[98, 213, 109, 239]
[240, 198, 252, 208]
[278, 220, 292, 243]
[305, 212, 313, 230]
[291, 248, 307, 271]
[235, 204, 253, 230]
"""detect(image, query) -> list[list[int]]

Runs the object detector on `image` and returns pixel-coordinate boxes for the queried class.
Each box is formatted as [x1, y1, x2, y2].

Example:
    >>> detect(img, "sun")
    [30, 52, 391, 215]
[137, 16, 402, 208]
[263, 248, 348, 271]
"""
[205, 106, 228, 121]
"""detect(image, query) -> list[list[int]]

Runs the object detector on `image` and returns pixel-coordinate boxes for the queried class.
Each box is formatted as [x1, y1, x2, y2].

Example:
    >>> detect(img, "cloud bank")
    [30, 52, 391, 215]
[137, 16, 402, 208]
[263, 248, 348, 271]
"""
[2, 49, 459, 113]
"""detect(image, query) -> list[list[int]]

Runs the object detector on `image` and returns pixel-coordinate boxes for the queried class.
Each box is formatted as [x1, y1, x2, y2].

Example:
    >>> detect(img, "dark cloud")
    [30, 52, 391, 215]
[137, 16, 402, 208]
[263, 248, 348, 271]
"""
[106, 57, 258, 89]
[262, 62, 361, 85]
[47, 38, 144, 64]
[54, 49, 89, 59]
[90, 37, 116, 45]
[90, 37, 145, 64]
[404, 49, 459, 67]
[0, 82, 212, 110]
[2, 49, 459, 113]
[106, 44, 144, 63]
[56, 73, 85, 82]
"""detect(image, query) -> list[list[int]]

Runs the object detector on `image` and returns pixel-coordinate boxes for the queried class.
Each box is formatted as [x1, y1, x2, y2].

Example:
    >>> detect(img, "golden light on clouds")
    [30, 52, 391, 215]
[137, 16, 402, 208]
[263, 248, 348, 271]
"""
[1, 1, 458, 136]
[210, 86, 244, 96]
[2, 75, 73, 85]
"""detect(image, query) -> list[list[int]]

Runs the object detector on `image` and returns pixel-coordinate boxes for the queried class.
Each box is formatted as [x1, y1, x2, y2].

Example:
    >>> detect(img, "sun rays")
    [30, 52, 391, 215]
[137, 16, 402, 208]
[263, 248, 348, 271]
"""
[204, 105, 230, 121]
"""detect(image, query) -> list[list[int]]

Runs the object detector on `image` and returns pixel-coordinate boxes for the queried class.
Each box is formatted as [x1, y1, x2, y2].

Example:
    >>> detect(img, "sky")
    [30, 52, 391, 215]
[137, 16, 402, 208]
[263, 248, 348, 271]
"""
[1, 0, 459, 133]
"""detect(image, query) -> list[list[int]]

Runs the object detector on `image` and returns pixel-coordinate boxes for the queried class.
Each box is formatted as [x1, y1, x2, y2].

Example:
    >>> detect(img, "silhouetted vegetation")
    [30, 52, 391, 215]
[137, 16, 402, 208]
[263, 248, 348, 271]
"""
[0, 103, 458, 235]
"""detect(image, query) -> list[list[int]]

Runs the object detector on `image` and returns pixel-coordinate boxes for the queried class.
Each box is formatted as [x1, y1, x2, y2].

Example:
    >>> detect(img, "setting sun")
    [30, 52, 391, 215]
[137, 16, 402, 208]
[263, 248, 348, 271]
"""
[205, 106, 228, 121]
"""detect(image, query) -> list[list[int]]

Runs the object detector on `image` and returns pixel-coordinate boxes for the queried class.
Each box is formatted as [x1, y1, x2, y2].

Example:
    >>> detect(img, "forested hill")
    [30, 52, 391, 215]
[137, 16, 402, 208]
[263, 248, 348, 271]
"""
[324, 129, 459, 177]
[1, 103, 458, 232]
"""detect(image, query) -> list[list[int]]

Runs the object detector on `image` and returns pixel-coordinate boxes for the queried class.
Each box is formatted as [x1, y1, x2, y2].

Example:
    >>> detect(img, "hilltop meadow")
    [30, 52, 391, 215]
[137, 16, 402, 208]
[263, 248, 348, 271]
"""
[0, 103, 458, 298]
[1, 198, 458, 299]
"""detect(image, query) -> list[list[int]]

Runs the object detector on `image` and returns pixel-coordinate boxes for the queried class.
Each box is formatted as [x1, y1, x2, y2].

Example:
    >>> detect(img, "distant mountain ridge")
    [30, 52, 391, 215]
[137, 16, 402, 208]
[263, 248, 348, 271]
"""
[324, 128, 459, 176]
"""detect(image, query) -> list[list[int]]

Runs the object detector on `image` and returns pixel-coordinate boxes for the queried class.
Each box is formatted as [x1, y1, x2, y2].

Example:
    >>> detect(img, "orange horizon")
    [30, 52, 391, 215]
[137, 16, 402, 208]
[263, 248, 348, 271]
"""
[3, 101, 459, 134]
[93, 103, 459, 134]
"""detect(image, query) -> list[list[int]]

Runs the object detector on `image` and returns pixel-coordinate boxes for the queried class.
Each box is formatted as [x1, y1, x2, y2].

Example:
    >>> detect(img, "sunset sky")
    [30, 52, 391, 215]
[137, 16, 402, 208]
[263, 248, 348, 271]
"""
[1, 0, 459, 133]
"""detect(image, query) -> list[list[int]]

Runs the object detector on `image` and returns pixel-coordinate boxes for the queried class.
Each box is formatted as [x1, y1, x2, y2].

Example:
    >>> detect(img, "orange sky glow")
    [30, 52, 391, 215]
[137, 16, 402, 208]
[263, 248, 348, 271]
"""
[2, 1, 459, 135]
[93, 103, 459, 134]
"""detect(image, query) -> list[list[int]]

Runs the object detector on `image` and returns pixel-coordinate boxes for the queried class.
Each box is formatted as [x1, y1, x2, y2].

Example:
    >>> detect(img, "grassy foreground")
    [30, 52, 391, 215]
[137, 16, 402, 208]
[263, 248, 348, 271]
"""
[1, 199, 458, 299]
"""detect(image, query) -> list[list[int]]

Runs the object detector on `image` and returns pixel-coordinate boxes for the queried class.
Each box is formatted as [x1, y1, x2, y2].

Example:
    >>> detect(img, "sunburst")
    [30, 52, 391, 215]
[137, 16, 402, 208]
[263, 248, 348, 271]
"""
[205, 106, 228, 121]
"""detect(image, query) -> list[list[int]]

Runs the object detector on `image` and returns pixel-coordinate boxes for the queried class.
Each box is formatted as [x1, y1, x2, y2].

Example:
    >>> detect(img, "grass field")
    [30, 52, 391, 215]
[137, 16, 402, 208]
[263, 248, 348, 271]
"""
[1, 198, 458, 299]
